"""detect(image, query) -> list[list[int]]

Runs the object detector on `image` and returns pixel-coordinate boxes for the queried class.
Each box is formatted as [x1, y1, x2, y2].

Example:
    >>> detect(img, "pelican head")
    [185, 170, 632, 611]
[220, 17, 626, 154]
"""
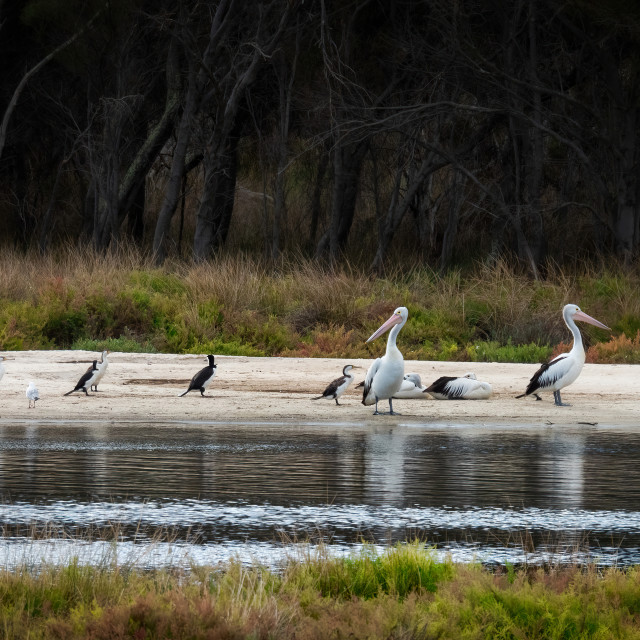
[403, 373, 422, 387]
[563, 304, 610, 330]
[366, 307, 409, 343]
[462, 372, 477, 380]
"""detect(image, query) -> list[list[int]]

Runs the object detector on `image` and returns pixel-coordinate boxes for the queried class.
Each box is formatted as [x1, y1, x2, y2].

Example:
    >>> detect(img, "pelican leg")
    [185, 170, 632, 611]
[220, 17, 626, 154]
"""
[388, 398, 401, 416]
[373, 396, 380, 415]
[553, 390, 571, 407]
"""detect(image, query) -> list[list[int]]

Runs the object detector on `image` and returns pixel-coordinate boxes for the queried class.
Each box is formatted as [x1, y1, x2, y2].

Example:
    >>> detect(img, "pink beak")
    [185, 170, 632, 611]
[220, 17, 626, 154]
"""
[574, 310, 610, 331]
[366, 312, 403, 343]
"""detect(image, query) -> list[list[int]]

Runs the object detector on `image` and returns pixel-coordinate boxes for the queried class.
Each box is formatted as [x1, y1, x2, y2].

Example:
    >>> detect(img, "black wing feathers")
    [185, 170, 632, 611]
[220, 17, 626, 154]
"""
[425, 376, 457, 396]
[526, 355, 568, 394]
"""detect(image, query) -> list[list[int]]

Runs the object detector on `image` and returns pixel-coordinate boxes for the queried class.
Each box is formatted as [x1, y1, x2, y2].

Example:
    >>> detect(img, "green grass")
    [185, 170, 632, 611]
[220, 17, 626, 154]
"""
[1, 542, 639, 639]
[1, 247, 639, 363]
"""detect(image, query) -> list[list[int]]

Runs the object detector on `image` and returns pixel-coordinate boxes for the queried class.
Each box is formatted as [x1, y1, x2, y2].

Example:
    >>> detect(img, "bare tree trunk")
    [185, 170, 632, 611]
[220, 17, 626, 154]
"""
[524, 0, 546, 266]
[193, 131, 239, 259]
[439, 172, 466, 272]
[271, 32, 298, 260]
[153, 1, 235, 263]
[0, 8, 102, 161]
[315, 139, 367, 261]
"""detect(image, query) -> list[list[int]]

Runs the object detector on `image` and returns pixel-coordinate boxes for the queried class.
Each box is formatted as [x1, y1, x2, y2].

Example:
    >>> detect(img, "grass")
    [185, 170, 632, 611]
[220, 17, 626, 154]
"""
[1, 246, 639, 363]
[0, 541, 639, 638]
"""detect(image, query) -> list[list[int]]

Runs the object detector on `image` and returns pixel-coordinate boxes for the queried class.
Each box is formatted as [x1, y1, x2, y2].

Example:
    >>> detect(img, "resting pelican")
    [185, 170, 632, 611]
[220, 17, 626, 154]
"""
[362, 306, 408, 415]
[425, 372, 492, 400]
[179, 355, 217, 397]
[516, 304, 610, 406]
[393, 373, 429, 399]
[312, 364, 357, 405]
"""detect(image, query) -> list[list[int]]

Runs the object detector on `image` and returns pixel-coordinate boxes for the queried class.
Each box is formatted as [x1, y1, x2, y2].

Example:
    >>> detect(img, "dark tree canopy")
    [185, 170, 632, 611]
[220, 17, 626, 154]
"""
[1, 0, 640, 272]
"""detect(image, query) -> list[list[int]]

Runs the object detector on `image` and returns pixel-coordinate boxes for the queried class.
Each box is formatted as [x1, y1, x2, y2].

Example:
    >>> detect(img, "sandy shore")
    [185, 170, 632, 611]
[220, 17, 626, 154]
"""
[0, 350, 638, 426]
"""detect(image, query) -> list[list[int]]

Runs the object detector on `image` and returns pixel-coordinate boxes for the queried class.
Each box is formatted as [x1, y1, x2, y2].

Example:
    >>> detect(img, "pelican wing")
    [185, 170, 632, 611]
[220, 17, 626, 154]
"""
[362, 357, 381, 405]
[526, 355, 569, 394]
[425, 376, 458, 399]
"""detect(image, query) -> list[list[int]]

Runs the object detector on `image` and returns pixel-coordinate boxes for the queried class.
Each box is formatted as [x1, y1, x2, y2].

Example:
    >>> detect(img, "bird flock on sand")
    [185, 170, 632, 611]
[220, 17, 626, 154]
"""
[0, 303, 610, 414]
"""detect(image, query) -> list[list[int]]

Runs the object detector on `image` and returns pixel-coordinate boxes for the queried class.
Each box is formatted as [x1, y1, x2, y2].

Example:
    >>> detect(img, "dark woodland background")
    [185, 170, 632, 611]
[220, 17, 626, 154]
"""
[1, 0, 639, 274]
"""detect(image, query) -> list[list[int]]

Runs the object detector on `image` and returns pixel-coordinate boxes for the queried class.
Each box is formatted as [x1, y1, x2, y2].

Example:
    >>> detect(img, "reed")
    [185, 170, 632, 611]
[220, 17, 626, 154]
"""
[0, 541, 638, 639]
[1, 247, 639, 362]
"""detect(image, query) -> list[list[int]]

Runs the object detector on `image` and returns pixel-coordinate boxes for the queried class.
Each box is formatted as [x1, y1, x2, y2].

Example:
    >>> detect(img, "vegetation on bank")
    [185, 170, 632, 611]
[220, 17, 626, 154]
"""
[1, 248, 639, 364]
[1, 542, 639, 639]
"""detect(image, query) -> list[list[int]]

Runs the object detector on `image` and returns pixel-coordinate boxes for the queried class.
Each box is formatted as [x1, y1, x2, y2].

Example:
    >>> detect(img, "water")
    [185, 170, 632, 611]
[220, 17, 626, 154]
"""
[1, 420, 640, 569]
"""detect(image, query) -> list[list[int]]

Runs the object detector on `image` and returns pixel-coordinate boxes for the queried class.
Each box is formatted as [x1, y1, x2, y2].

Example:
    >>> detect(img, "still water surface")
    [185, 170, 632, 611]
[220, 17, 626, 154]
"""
[1, 420, 639, 568]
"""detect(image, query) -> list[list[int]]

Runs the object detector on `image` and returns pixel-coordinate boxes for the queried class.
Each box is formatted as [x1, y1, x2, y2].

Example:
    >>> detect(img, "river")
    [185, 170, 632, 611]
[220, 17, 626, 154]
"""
[1, 419, 639, 569]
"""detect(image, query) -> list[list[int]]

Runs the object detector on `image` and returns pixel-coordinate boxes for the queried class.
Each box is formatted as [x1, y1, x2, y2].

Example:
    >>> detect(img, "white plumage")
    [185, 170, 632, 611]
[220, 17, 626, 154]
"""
[90, 350, 109, 391]
[26, 381, 39, 408]
[393, 373, 429, 399]
[425, 372, 493, 400]
[517, 304, 610, 406]
[362, 306, 408, 415]
[312, 364, 356, 405]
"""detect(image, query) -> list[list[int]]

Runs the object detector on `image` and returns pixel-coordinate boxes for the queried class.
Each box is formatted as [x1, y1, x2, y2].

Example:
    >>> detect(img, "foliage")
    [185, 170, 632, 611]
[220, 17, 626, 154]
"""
[1, 544, 640, 639]
[0, 249, 639, 364]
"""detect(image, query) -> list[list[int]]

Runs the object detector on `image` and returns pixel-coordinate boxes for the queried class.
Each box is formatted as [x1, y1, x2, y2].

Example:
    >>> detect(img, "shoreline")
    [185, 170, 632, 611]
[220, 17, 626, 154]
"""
[0, 351, 638, 426]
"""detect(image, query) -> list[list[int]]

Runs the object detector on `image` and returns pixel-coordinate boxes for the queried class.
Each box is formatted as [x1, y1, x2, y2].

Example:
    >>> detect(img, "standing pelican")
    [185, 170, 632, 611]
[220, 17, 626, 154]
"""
[362, 306, 408, 415]
[312, 364, 357, 405]
[516, 304, 610, 406]
[26, 381, 39, 408]
[89, 350, 109, 392]
[179, 355, 217, 397]
[425, 372, 492, 400]
[393, 373, 429, 399]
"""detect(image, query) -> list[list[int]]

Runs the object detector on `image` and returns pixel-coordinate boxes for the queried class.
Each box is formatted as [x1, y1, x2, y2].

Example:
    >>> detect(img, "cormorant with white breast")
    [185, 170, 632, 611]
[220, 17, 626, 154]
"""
[312, 364, 357, 405]
[64, 360, 99, 396]
[516, 303, 610, 406]
[89, 350, 109, 391]
[179, 355, 217, 397]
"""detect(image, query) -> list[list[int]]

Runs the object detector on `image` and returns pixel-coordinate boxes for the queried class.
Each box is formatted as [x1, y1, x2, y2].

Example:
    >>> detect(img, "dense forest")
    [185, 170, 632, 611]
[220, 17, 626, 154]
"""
[1, 0, 639, 274]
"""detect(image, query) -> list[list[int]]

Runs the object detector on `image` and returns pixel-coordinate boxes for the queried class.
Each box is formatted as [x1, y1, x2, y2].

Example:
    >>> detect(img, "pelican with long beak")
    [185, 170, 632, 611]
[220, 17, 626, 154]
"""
[516, 304, 610, 406]
[362, 306, 408, 415]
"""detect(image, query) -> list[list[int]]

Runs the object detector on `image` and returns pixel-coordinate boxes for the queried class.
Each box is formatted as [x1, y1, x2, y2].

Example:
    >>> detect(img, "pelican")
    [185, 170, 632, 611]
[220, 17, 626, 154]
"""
[179, 354, 217, 397]
[26, 381, 39, 408]
[362, 306, 408, 415]
[312, 364, 357, 405]
[89, 350, 109, 391]
[516, 304, 610, 406]
[425, 372, 492, 400]
[393, 373, 429, 399]
[64, 360, 99, 396]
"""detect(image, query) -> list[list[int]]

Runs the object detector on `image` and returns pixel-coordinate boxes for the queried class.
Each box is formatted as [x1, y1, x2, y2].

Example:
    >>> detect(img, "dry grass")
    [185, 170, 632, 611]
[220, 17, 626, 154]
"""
[0, 246, 639, 361]
[0, 541, 639, 639]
